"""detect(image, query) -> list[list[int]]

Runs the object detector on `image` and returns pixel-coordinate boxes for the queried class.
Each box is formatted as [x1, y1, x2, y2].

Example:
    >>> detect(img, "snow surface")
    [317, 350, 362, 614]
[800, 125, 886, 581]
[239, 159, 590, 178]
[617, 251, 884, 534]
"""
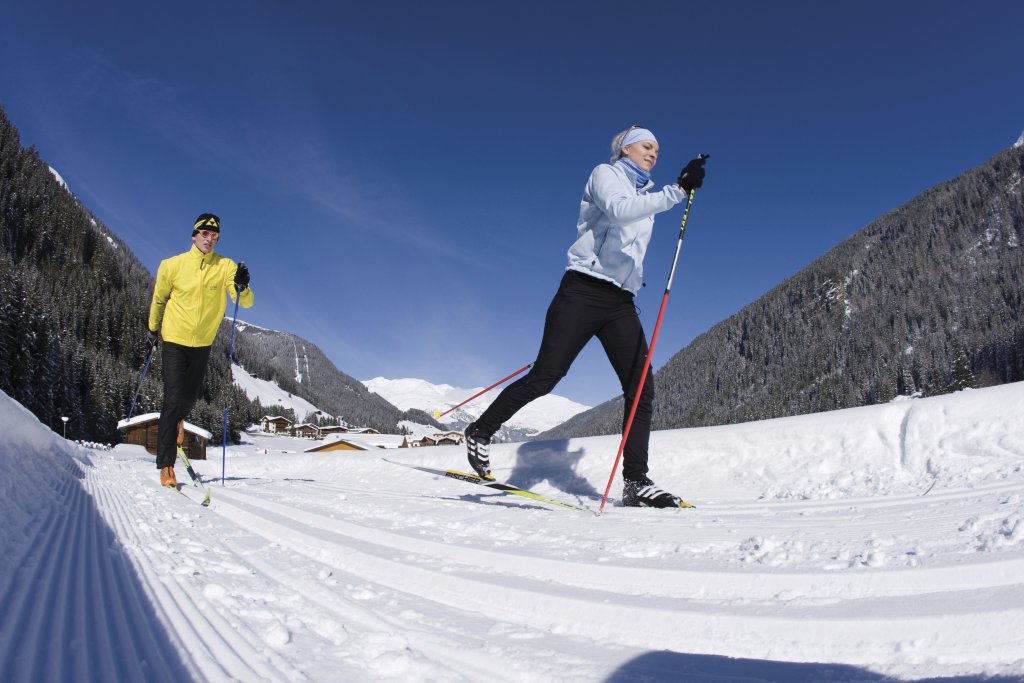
[2, 383, 1024, 681]
[364, 376, 590, 435]
[1015, 130, 1024, 149]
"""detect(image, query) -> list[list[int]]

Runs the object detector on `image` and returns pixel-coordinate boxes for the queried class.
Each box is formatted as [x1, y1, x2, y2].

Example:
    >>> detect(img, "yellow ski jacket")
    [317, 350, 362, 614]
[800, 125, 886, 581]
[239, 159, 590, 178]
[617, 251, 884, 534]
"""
[148, 245, 254, 348]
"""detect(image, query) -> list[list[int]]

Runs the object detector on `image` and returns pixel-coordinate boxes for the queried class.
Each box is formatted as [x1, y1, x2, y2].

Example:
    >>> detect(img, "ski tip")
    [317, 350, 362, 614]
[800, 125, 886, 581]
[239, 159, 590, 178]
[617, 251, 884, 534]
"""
[432, 410, 441, 418]
[202, 491, 212, 507]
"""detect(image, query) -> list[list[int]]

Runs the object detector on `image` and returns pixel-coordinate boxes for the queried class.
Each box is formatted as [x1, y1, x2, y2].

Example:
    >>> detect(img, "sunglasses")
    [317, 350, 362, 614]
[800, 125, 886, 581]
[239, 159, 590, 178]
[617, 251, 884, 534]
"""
[196, 230, 219, 241]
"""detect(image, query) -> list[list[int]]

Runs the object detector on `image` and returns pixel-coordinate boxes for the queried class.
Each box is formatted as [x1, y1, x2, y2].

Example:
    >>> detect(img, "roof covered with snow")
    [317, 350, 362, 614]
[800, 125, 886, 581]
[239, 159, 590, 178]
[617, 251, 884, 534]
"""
[116, 412, 213, 440]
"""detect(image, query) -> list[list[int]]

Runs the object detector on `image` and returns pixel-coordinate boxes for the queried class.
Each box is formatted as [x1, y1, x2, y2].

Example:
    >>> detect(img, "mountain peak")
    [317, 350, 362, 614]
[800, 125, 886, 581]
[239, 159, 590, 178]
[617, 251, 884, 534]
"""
[1015, 129, 1024, 149]
[363, 376, 590, 438]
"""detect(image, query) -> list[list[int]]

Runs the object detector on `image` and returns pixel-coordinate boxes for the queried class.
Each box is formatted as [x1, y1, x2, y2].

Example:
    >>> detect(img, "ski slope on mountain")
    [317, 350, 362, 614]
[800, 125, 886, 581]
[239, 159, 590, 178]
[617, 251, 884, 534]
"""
[1, 384, 1023, 682]
[232, 363, 331, 421]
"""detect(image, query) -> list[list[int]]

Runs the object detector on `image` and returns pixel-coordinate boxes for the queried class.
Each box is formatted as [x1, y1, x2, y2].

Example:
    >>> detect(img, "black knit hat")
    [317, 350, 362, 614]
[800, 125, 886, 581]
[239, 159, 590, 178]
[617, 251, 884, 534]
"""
[192, 213, 221, 236]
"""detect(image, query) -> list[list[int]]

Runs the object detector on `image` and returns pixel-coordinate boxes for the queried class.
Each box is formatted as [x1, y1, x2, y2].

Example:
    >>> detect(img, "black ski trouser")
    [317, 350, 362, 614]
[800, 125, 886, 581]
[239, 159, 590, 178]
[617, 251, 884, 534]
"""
[474, 270, 655, 480]
[156, 341, 212, 469]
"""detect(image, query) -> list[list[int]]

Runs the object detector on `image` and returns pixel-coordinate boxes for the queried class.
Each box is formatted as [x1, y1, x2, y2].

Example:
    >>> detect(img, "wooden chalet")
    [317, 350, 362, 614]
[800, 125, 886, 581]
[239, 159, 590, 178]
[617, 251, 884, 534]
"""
[413, 431, 465, 447]
[304, 438, 373, 453]
[346, 427, 381, 435]
[291, 423, 321, 438]
[117, 413, 212, 460]
[317, 425, 348, 436]
[260, 415, 292, 433]
[434, 431, 465, 444]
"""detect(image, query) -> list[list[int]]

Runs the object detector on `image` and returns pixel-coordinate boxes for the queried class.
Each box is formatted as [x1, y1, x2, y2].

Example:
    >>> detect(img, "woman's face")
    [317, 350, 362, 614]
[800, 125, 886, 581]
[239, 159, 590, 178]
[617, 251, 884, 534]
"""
[622, 139, 659, 172]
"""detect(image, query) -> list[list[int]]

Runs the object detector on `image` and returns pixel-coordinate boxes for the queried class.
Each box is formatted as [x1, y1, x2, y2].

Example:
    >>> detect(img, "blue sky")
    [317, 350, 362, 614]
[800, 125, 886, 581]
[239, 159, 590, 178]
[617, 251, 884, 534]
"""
[3, 1, 1023, 407]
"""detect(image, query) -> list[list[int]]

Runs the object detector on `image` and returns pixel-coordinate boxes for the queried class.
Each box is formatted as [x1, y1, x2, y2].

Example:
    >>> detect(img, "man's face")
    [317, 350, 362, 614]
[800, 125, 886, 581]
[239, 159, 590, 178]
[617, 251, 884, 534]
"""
[193, 229, 218, 254]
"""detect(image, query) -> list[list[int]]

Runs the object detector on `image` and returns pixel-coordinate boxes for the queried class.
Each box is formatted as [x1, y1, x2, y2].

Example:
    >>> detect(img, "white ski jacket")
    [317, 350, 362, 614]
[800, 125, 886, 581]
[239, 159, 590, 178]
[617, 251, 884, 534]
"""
[566, 162, 685, 294]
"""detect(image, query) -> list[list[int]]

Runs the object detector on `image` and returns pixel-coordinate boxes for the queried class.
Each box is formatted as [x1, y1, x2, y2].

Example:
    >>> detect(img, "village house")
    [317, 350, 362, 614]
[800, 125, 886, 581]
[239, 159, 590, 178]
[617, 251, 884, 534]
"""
[345, 427, 381, 435]
[317, 425, 348, 436]
[291, 423, 321, 438]
[117, 413, 212, 461]
[260, 415, 292, 433]
[413, 431, 465, 447]
[303, 438, 373, 453]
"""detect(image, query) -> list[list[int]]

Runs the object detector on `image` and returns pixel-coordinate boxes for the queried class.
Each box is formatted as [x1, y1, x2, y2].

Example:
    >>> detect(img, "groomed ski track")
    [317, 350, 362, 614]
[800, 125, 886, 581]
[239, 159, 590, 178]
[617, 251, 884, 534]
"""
[3, 383, 1024, 681]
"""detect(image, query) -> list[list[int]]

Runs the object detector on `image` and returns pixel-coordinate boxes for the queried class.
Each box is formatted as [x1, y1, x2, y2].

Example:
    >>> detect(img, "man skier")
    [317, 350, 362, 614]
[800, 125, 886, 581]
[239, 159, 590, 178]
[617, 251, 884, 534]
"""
[147, 213, 253, 487]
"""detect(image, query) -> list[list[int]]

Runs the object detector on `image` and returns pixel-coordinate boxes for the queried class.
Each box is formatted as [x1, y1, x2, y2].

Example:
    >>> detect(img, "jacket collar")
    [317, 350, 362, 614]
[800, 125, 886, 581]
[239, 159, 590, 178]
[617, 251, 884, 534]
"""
[610, 161, 654, 192]
[188, 244, 215, 263]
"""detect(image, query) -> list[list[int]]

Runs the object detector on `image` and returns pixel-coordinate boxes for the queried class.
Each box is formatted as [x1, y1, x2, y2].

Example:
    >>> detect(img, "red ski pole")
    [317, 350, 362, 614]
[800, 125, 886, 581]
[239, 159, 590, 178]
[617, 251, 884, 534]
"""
[434, 363, 534, 419]
[598, 164, 704, 515]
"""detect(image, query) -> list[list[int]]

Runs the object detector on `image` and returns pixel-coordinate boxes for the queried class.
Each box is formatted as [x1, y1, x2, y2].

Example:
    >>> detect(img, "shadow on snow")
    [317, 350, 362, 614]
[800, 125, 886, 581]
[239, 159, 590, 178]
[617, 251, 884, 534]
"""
[509, 439, 600, 500]
[604, 650, 1019, 683]
[0, 447, 196, 682]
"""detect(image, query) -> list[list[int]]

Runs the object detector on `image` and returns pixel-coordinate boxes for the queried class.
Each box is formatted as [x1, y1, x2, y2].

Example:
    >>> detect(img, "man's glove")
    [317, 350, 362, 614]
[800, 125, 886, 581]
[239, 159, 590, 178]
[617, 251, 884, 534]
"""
[677, 155, 708, 193]
[146, 328, 159, 349]
[234, 262, 250, 291]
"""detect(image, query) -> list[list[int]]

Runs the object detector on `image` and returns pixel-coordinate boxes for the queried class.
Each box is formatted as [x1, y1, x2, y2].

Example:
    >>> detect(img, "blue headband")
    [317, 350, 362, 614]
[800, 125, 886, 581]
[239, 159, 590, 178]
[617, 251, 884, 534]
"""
[620, 127, 657, 149]
[611, 127, 658, 162]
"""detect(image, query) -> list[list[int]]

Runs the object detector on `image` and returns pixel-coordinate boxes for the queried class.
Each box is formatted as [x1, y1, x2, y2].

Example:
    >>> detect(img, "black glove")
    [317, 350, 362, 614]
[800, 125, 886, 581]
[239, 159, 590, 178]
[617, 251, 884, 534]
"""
[677, 155, 708, 193]
[234, 262, 250, 291]
[146, 328, 159, 349]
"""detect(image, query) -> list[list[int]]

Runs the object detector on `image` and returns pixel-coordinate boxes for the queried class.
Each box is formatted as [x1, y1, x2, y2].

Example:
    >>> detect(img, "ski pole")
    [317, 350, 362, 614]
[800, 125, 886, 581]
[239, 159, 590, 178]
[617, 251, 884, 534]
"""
[434, 363, 534, 419]
[127, 344, 155, 421]
[223, 284, 242, 487]
[598, 160, 705, 515]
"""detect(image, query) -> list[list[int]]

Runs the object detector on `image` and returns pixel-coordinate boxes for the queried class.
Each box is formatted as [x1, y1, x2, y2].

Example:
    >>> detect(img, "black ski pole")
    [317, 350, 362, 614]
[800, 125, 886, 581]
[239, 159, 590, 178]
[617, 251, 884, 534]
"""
[127, 344, 155, 421]
[222, 284, 242, 487]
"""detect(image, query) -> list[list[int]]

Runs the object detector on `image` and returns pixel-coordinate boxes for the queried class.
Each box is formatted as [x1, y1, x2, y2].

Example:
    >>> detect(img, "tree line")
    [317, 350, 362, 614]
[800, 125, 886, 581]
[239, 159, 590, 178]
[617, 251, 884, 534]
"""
[0, 105, 424, 443]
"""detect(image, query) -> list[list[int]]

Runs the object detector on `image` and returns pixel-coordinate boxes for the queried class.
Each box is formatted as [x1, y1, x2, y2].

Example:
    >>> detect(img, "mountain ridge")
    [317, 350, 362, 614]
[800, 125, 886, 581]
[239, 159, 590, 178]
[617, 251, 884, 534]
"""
[363, 375, 589, 442]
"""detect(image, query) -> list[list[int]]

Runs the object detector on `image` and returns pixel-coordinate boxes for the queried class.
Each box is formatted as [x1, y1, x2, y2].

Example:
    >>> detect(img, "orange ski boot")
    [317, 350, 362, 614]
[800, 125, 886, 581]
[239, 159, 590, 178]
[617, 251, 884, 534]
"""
[160, 466, 178, 488]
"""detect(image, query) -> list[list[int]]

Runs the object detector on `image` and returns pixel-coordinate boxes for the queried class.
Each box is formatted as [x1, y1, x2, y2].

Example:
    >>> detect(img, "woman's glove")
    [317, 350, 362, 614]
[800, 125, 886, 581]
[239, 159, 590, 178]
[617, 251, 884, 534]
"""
[676, 155, 707, 193]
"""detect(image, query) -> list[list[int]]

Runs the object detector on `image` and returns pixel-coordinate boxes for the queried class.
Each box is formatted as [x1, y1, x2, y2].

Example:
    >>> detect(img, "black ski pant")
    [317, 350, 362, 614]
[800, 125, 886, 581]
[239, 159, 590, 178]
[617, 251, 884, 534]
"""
[474, 270, 655, 480]
[156, 341, 212, 469]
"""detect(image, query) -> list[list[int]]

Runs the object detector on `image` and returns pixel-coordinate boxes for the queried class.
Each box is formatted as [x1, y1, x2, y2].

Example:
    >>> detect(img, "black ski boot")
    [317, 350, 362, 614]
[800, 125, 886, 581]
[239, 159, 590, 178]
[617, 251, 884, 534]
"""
[622, 475, 693, 508]
[464, 422, 494, 481]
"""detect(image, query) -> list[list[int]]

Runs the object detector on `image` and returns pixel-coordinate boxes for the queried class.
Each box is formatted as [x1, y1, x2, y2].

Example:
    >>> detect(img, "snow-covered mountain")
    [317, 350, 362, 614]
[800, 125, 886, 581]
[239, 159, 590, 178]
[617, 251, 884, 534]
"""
[1016, 129, 1024, 148]
[230, 321, 436, 432]
[363, 376, 590, 441]
[232, 363, 332, 421]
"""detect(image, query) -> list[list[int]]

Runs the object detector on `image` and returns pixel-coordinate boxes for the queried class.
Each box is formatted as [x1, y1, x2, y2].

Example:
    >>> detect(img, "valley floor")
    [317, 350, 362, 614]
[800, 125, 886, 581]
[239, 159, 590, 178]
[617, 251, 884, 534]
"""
[2, 384, 1024, 682]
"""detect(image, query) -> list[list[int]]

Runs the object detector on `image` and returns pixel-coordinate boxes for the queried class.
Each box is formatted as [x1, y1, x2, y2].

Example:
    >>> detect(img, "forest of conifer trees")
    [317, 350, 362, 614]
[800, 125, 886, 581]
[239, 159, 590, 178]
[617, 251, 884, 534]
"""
[0, 106, 257, 443]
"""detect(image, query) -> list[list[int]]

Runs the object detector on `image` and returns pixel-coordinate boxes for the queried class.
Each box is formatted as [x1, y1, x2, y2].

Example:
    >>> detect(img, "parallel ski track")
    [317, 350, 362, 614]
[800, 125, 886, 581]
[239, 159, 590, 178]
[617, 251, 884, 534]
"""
[211, 480, 1024, 672]
[84, 467, 307, 683]
[84, 461, 582, 682]
[0, 459, 193, 682]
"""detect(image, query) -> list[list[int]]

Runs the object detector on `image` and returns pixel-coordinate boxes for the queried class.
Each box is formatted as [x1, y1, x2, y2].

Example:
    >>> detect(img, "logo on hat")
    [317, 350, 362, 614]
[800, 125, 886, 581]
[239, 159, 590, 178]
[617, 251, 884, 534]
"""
[192, 213, 221, 235]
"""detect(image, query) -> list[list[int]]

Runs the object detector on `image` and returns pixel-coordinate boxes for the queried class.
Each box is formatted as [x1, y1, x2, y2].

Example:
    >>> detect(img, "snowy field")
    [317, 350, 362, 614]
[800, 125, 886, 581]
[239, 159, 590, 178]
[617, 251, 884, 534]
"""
[1, 384, 1023, 682]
